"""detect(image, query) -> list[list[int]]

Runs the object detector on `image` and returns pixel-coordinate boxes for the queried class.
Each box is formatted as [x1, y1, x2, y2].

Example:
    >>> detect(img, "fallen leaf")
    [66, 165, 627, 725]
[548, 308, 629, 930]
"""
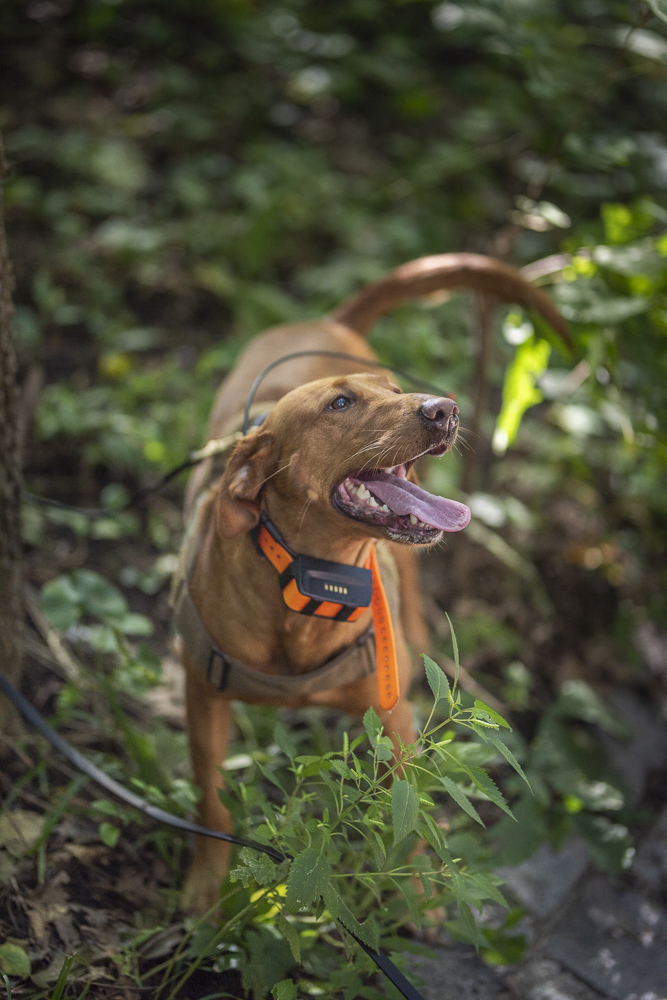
[0, 811, 44, 858]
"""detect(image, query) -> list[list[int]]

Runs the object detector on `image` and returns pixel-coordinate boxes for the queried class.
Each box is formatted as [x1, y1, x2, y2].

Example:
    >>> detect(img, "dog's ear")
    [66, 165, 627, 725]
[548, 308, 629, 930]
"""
[216, 431, 278, 539]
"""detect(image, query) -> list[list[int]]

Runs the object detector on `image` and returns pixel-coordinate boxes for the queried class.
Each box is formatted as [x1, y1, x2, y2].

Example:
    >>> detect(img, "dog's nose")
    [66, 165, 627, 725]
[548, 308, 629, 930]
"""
[419, 396, 459, 432]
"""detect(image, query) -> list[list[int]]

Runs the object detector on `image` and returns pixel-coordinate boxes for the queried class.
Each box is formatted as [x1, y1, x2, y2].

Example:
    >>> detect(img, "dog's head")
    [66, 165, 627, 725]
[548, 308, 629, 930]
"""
[216, 372, 470, 546]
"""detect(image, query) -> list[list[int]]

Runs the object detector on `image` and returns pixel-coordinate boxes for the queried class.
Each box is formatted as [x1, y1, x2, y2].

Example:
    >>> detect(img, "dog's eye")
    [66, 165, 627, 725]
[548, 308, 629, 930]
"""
[329, 395, 352, 411]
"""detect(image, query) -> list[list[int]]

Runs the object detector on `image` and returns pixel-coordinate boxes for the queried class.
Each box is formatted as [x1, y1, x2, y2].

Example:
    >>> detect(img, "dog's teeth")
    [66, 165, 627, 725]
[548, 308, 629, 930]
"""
[368, 497, 378, 507]
[358, 485, 370, 500]
[418, 519, 428, 528]
[409, 514, 418, 525]
[348, 483, 359, 496]
[380, 504, 390, 513]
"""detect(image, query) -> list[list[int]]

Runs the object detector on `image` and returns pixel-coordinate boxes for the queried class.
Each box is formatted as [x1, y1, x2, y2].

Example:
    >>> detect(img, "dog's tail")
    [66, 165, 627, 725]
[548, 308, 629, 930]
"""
[331, 252, 571, 349]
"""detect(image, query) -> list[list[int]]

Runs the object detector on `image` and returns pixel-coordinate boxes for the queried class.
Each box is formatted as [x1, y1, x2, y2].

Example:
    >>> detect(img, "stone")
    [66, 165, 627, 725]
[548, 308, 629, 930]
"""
[543, 874, 667, 1000]
[406, 944, 506, 1000]
[496, 836, 590, 918]
[507, 958, 607, 1000]
[632, 805, 667, 895]
[599, 690, 667, 807]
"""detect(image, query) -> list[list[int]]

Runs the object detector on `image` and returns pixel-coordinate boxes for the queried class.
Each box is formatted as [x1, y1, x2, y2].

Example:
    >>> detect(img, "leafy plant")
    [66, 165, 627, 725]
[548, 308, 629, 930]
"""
[162, 643, 528, 999]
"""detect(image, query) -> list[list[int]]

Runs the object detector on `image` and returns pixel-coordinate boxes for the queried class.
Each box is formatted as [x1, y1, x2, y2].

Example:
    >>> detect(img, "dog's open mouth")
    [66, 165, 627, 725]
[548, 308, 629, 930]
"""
[332, 456, 471, 543]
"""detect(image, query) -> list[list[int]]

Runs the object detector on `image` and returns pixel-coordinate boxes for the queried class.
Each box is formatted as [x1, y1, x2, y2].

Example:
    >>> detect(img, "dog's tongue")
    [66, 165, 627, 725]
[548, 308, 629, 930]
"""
[359, 471, 471, 532]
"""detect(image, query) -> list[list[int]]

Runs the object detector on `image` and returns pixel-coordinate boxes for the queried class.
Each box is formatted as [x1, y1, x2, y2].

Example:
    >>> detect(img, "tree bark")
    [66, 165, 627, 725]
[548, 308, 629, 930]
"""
[0, 131, 23, 735]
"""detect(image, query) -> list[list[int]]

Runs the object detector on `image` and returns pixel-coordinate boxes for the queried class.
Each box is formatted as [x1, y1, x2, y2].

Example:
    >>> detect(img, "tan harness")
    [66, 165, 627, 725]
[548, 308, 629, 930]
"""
[171, 411, 401, 699]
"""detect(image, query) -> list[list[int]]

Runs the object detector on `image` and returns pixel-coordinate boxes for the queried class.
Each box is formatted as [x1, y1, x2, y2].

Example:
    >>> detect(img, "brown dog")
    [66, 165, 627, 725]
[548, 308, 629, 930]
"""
[174, 254, 569, 914]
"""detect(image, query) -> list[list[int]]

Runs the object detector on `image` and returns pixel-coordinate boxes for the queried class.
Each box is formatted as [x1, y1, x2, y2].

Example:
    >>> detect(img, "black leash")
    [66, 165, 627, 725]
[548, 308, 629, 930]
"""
[0, 673, 426, 1000]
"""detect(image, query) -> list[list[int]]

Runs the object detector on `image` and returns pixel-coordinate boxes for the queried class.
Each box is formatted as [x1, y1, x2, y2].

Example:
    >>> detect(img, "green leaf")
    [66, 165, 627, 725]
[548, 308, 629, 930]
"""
[330, 758, 353, 779]
[420, 815, 457, 869]
[363, 706, 383, 746]
[392, 876, 422, 928]
[272, 980, 298, 1000]
[273, 722, 298, 760]
[447, 901, 485, 949]
[473, 700, 511, 730]
[369, 828, 387, 868]
[40, 575, 81, 630]
[276, 916, 301, 964]
[118, 612, 153, 636]
[555, 680, 628, 737]
[322, 883, 379, 949]
[486, 734, 531, 788]
[424, 655, 450, 704]
[468, 767, 515, 820]
[438, 776, 484, 827]
[391, 779, 420, 846]
[492, 335, 551, 454]
[285, 847, 331, 913]
[411, 853, 433, 900]
[71, 569, 128, 621]
[98, 822, 121, 847]
[230, 847, 277, 887]
[0, 943, 31, 978]
[445, 613, 459, 687]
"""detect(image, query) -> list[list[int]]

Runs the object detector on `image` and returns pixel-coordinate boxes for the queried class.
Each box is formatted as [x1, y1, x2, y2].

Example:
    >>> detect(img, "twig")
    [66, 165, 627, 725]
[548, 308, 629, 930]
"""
[23, 584, 84, 682]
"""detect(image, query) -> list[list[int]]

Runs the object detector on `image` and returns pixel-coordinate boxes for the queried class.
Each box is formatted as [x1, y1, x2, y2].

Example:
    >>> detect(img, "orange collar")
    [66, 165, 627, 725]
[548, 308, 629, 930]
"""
[251, 515, 400, 710]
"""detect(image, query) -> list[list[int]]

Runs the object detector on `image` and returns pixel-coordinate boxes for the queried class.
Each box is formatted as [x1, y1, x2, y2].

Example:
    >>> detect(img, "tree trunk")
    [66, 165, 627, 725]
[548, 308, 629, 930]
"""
[0, 131, 23, 735]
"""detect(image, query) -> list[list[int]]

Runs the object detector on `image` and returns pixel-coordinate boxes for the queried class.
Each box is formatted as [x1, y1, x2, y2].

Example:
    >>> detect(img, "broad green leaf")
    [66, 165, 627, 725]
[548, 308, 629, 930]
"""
[424, 655, 450, 704]
[40, 575, 81, 629]
[118, 612, 153, 636]
[363, 706, 383, 746]
[439, 776, 484, 826]
[391, 779, 420, 845]
[70, 569, 128, 621]
[322, 883, 379, 949]
[272, 980, 297, 1000]
[492, 335, 551, 454]
[98, 822, 121, 848]
[231, 847, 277, 887]
[473, 700, 510, 730]
[0, 943, 31, 978]
[285, 847, 331, 912]
[276, 916, 301, 964]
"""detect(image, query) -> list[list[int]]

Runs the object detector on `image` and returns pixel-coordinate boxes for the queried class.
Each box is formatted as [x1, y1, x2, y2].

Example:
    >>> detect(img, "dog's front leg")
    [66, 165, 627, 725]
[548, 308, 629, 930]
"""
[182, 654, 234, 915]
